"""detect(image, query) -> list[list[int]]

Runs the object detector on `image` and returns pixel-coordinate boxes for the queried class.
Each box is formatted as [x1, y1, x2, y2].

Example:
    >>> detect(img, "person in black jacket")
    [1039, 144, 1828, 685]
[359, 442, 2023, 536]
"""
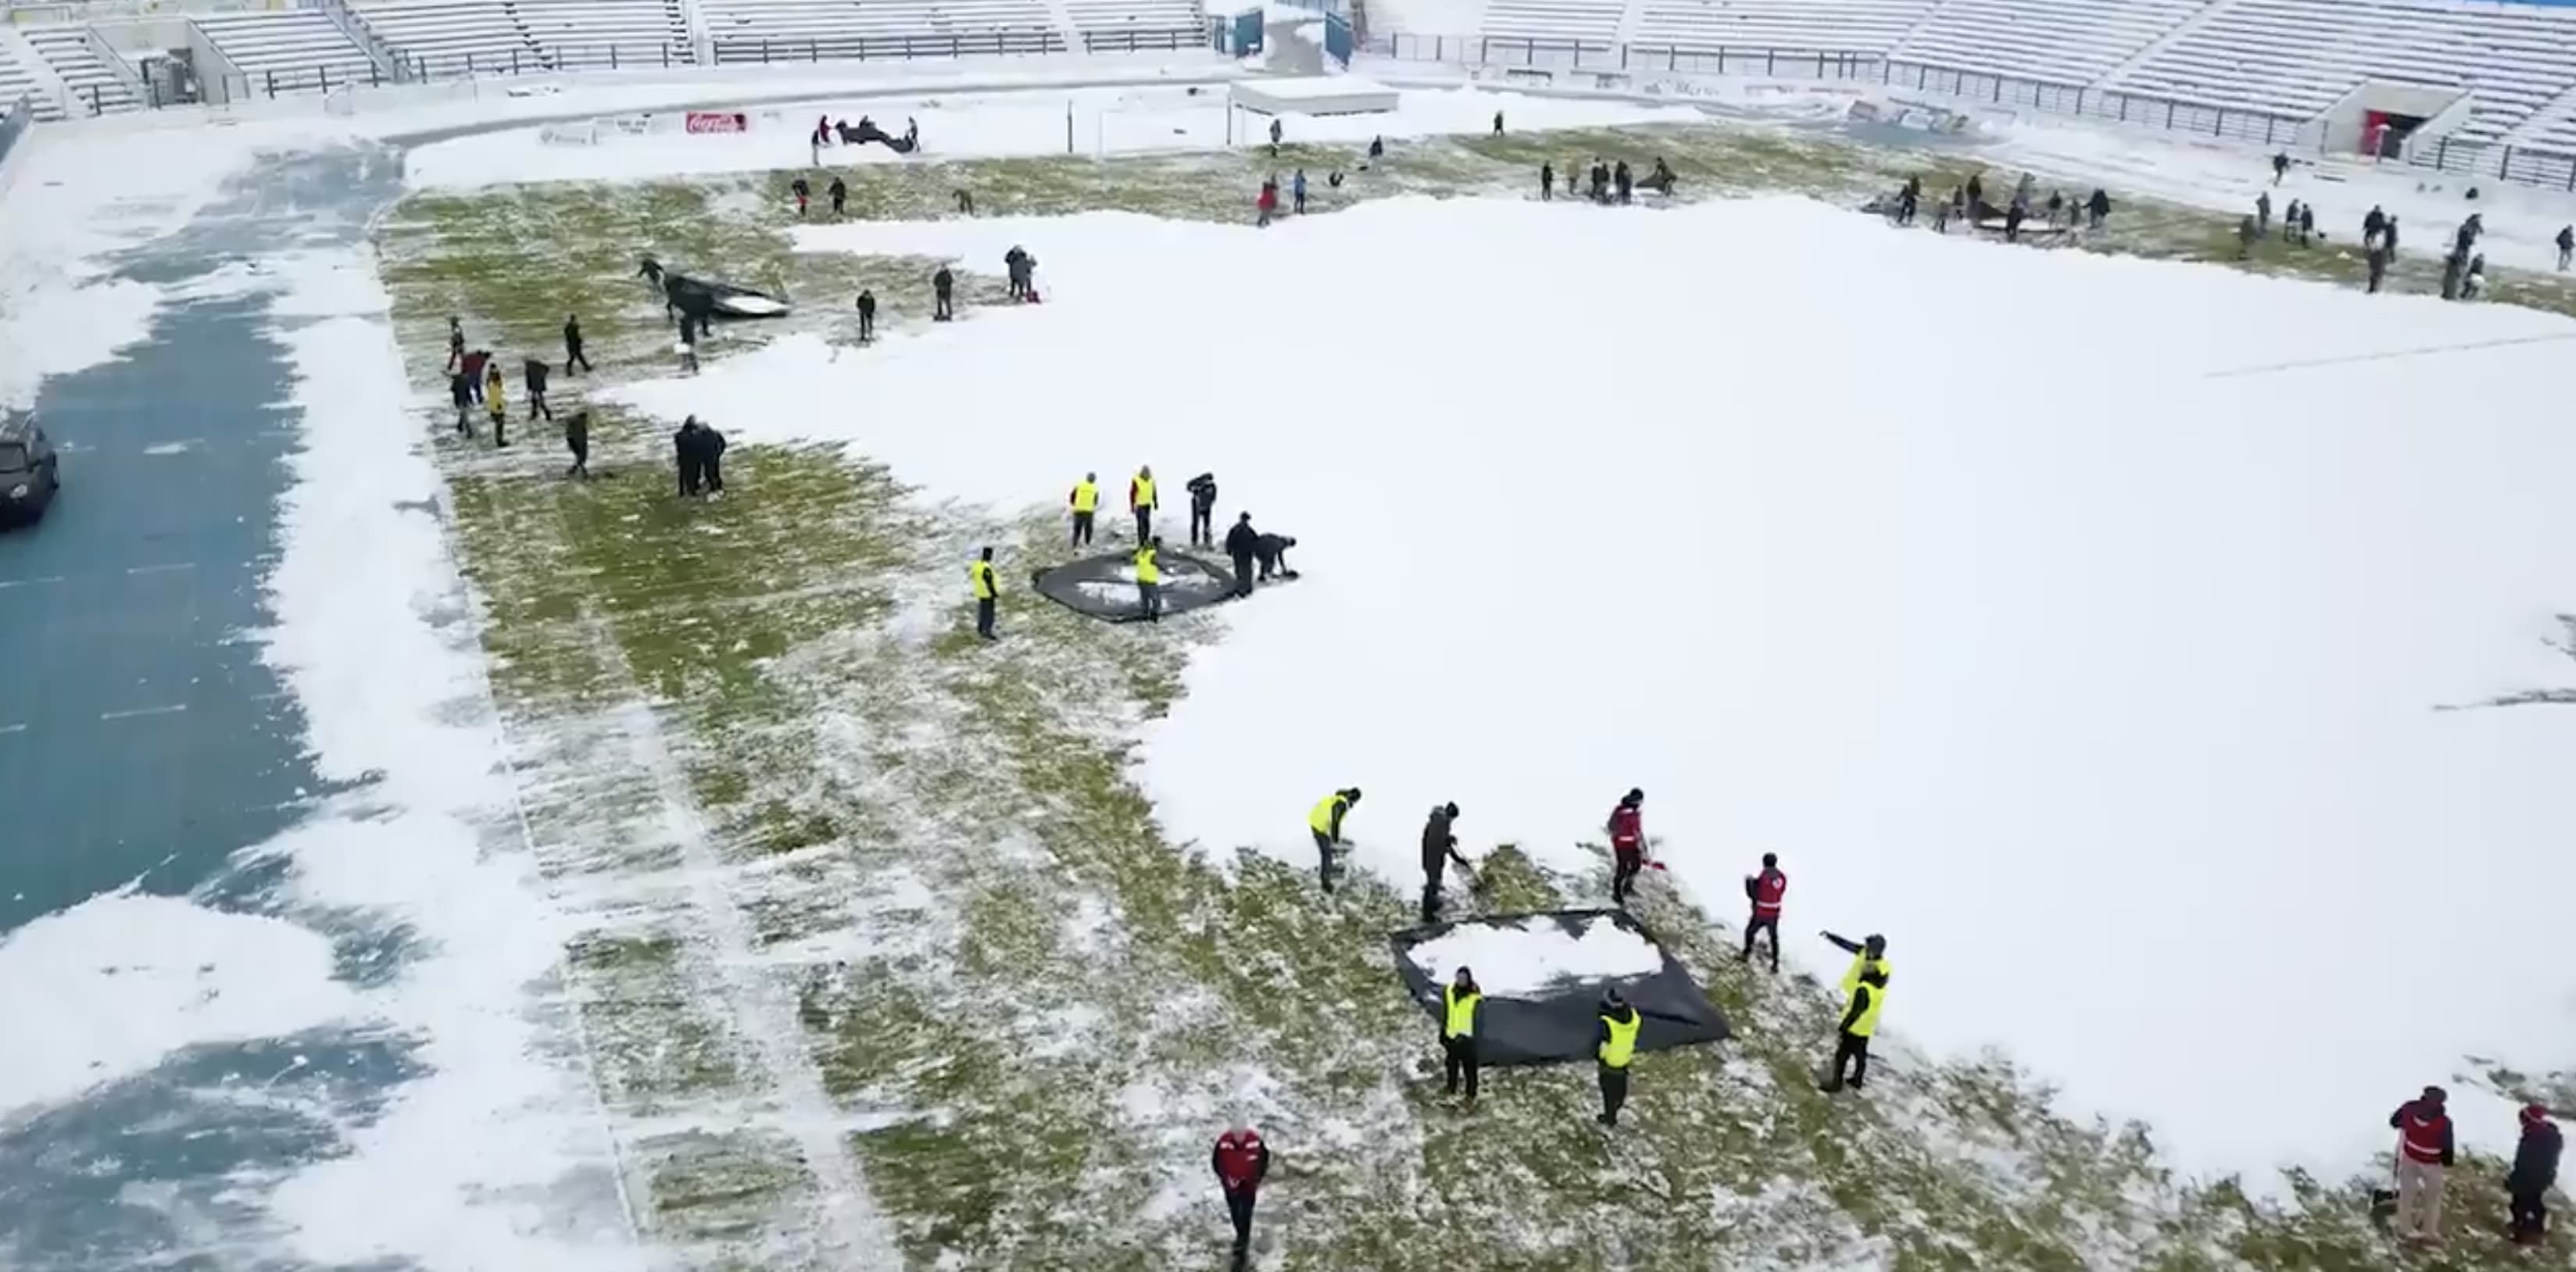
[828, 175, 847, 216]
[1224, 513, 1259, 597]
[2510, 1103, 2562, 1245]
[2087, 188, 2110, 230]
[856, 288, 877, 344]
[790, 176, 810, 218]
[700, 423, 727, 495]
[1254, 533, 1298, 581]
[563, 314, 592, 374]
[674, 417, 706, 496]
[1186, 473, 1218, 547]
[932, 266, 955, 321]
[523, 357, 553, 422]
[1419, 802, 1467, 924]
[564, 409, 590, 480]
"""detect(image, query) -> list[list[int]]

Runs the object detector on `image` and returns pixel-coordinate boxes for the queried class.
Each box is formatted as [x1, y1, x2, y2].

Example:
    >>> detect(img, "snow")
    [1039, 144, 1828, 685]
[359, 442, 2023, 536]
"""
[639, 193, 2576, 1183]
[1404, 914, 1666, 998]
[1988, 115, 2576, 276]
[1243, 74, 1394, 102]
[403, 83, 1698, 188]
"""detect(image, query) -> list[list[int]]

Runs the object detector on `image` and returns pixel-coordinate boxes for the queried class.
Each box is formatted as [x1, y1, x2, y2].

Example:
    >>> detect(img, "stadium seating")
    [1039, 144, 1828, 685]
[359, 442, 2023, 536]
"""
[1627, 0, 1930, 55]
[2109, 0, 2576, 145]
[508, 0, 692, 69]
[1892, 0, 2205, 85]
[703, 0, 1064, 63]
[23, 25, 136, 116]
[351, 0, 530, 75]
[0, 38, 53, 122]
[352, 0, 687, 76]
[1065, 0, 1205, 50]
[1479, 0, 1623, 47]
[2505, 85, 2576, 157]
[195, 10, 381, 95]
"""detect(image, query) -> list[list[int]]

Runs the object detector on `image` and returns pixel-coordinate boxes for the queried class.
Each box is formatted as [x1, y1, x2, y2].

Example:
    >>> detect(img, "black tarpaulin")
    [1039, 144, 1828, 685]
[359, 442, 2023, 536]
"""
[1030, 549, 1239, 623]
[639, 258, 791, 320]
[1389, 909, 1730, 1067]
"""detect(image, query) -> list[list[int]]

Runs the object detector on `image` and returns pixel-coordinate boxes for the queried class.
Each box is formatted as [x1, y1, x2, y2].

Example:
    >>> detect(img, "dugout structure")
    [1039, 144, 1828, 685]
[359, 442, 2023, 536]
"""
[1390, 909, 1730, 1066]
[1031, 548, 1240, 623]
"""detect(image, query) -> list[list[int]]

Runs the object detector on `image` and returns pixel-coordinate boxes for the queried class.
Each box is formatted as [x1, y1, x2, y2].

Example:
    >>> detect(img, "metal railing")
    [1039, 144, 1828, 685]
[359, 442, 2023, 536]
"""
[709, 28, 1064, 62]
[2400, 132, 2576, 190]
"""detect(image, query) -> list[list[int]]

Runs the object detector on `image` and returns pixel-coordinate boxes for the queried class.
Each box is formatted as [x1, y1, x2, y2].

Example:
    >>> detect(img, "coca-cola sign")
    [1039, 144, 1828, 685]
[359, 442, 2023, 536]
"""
[685, 111, 749, 134]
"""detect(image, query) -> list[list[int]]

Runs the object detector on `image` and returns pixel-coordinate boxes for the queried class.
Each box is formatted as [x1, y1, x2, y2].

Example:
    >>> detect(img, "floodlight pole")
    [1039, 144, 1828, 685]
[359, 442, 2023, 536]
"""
[1067, 100, 1075, 155]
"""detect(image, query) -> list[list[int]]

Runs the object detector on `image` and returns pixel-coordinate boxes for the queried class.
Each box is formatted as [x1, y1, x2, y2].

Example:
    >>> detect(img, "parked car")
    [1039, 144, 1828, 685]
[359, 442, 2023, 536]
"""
[0, 409, 60, 525]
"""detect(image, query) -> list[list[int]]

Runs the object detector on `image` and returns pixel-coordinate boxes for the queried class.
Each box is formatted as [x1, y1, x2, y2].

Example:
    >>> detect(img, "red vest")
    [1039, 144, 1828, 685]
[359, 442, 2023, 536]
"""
[1608, 805, 1642, 849]
[1215, 1131, 1265, 1189]
[2400, 1108, 2451, 1163]
[1753, 869, 1787, 919]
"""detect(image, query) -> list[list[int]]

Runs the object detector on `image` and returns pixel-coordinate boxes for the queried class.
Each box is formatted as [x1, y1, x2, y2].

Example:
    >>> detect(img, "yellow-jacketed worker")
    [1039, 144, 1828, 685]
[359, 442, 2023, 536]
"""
[1442, 966, 1483, 1103]
[1821, 931, 1889, 1092]
[1133, 537, 1163, 624]
[969, 546, 998, 641]
[1129, 465, 1157, 541]
[1069, 473, 1100, 548]
[1596, 988, 1641, 1127]
[1307, 788, 1361, 893]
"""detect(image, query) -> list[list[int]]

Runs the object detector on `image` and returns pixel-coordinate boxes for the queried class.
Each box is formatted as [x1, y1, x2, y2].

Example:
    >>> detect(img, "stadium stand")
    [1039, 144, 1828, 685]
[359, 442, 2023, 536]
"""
[1064, 0, 1207, 49]
[1891, 0, 2207, 85]
[2503, 82, 2576, 157]
[23, 25, 136, 116]
[194, 10, 381, 94]
[2106, 0, 2576, 144]
[1479, 0, 1623, 47]
[703, 0, 1066, 62]
[0, 38, 52, 122]
[508, 0, 693, 68]
[1626, 0, 1929, 55]
[351, 0, 689, 75]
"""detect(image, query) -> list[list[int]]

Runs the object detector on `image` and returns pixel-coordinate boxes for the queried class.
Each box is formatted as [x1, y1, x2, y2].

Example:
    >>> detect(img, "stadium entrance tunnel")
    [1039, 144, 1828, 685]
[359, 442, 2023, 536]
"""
[1032, 549, 1240, 623]
[1390, 909, 1730, 1066]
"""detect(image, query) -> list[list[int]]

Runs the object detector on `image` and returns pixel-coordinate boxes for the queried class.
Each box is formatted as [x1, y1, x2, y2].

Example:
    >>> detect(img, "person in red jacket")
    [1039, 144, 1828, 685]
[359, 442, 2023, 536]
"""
[1741, 852, 1786, 972]
[2389, 1084, 2456, 1243]
[1606, 788, 1645, 906]
[1212, 1125, 1271, 1270]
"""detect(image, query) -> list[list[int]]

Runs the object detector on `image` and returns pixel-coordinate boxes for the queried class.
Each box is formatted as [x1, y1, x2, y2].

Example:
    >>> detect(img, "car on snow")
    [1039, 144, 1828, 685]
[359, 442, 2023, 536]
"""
[0, 409, 61, 525]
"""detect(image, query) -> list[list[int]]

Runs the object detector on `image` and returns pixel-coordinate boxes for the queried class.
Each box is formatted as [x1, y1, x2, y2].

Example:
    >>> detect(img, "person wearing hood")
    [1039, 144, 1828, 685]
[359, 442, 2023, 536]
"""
[2509, 1103, 2561, 1245]
[1225, 512, 1260, 598]
[1306, 787, 1361, 893]
[1820, 931, 1889, 1092]
[1440, 964, 1483, 1105]
[1211, 1125, 1271, 1270]
[1596, 988, 1641, 1127]
[2389, 1084, 2456, 1242]
[1419, 802, 1469, 925]
[1186, 472, 1218, 548]
[674, 417, 706, 497]
[1606, 788, 1646, 906]
[2087, 188, 2110, 230]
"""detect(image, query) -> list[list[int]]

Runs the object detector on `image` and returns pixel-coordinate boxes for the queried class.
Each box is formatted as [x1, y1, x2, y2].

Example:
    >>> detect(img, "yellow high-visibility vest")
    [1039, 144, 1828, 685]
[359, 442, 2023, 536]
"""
[969, 560, 996, 599]
[1444, 984, 1480, 1039]
[1132, 473, 1157, 510]
[1598, 1010, 1640, 1068]
[1839, 953, 1891, 1038]
[1133, 545, 1160, 585]
[1308, 793, 1347, 835]
[1071, 481, 1099, 513]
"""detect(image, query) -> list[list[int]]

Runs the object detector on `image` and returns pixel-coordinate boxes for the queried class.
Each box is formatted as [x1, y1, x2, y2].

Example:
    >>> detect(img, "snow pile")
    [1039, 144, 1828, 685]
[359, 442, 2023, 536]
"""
[1404, 915, 1665, 998]
[403, 83, 1696, 188]
[632, 194, 2576, 1181]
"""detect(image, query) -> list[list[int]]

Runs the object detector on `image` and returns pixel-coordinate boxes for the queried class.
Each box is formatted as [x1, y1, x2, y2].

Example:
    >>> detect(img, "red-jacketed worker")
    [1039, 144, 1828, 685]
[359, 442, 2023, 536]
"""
[1741, 852, 1787, 972]
[2388, 1084, 2456, 1244]
[1212, 1125, 1271, 1270]
[1607, 789, 1645, 906]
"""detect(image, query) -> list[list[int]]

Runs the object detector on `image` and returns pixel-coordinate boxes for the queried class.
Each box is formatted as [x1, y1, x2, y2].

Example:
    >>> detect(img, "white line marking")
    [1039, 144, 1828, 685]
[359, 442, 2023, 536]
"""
[127, 562, 196, 575]
[0, 576, 65, 589]
[98, 704, 188, 720]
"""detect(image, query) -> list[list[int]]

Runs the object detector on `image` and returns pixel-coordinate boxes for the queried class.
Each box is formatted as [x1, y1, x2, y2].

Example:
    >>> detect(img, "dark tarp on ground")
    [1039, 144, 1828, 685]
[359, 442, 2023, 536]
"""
[639, 259, 792, 320]
[1388, 909, 1730, 1067]
[1030, 548, 1239, 623]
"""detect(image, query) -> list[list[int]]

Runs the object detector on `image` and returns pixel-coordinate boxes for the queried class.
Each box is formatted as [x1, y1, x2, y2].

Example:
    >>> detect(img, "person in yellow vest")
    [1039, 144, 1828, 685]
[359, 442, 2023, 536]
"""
[1440, 965, 1483, 1104]
[1307, 787, 1361, 893]
[483, 362, 508, 448]
[1596, 988, 1642, 1127]
[1068, 472, 1100, 548]
[1820, 931, 1889, 1092]
[1129, 465, 1158, 543]
[969, 546, 999, 641]
[1133, 536, 1165, 623]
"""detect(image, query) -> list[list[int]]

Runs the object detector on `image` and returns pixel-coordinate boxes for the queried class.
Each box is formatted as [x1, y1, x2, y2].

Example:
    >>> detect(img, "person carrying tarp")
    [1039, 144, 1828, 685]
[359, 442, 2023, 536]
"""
[1225, 513, 1258, 598]
[1211, 1126, 1270, 1270]
[2388, 1085, 2455, 1243]
[1129, 465, 1158, 542]
[1819, 932, 1888, 1093]
[1419, 802, 1468, 926]
[1135, 536, 1163, 624]
[970, 546, 999, 641]
[1741, 852, 1786, 972]
[1308, 788, 1361, 893]
[2509, 1103, 2561, 1245]
[1596, 988, 1640, 1127]
[1607, 788, 1646, 906]
[1186, 472, 1218, 548]
[1069, 472, 1100, 547]
[1440, 965, 1483, 1105]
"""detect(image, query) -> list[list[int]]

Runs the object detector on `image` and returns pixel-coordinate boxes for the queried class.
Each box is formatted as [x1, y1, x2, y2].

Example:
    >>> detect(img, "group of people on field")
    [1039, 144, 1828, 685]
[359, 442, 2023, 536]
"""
[965, 466, 1297, 638]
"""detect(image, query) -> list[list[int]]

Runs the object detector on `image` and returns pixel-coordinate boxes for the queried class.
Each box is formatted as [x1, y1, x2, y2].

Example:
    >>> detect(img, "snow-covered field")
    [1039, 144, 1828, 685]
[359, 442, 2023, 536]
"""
[623, 194, 2576, 1181]
[5, 54, 2576, 1270]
